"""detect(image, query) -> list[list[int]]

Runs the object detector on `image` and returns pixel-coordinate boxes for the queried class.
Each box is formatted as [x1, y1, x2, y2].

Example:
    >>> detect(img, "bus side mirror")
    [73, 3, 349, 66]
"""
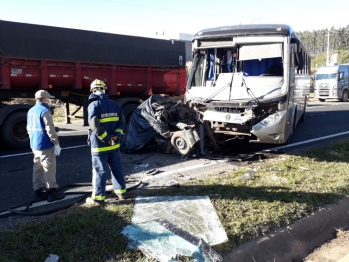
[295, 52, 304, 70]
[339, 72, 344, 81]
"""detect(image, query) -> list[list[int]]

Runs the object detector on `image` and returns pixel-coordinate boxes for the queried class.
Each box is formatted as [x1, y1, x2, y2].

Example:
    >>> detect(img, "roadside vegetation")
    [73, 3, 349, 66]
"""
[1, 138, 349, 261]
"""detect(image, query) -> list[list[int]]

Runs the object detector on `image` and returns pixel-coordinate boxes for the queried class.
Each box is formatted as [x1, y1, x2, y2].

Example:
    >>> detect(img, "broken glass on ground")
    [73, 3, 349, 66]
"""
[130, 196, 228, 246]
[121, 219, 223, 262]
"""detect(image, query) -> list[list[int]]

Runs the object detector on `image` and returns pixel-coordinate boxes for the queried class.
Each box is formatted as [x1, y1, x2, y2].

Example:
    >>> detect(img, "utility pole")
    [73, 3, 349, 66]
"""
[325, 30, 331, 66]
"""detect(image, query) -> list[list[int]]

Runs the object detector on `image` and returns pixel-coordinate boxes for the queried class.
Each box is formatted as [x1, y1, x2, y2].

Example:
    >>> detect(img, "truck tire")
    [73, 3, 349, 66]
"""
[341, 90, 348, 102]
[2, 111, 30, 149]
[299, 98, 306, 122]
[319, 98, 326, 102]
[123, 104, 139, 123]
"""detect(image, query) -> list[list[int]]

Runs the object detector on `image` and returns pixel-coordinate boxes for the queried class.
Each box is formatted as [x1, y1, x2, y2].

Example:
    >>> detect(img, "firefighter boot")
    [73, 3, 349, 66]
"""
[47, 188, 65, 202]
[34, 188, 48, 200]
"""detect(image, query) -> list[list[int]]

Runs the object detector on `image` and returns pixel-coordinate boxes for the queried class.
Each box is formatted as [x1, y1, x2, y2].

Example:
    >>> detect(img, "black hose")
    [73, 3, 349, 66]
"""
[0, 179, 142, 218]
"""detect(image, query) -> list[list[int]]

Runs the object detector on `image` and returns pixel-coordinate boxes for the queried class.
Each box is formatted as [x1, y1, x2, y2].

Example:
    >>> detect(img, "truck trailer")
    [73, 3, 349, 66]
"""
[0, 20, 190, 149]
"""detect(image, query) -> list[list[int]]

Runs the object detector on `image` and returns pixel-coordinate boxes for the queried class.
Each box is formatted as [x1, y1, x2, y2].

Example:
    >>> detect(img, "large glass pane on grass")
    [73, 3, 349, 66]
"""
[131, 196, 228, 246]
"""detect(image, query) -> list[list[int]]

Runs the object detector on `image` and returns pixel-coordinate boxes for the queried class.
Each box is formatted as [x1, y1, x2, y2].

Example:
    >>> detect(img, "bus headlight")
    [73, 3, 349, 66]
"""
[261, 110, 286, 126]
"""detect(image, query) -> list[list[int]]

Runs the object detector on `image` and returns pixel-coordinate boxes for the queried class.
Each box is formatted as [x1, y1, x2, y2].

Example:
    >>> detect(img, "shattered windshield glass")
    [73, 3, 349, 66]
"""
[121, 219, 223, 262]
[130, 196, 228, 246]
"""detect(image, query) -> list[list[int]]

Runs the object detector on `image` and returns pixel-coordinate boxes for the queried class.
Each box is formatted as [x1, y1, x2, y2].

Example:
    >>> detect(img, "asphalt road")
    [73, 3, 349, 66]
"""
[1, 99, 349, 212]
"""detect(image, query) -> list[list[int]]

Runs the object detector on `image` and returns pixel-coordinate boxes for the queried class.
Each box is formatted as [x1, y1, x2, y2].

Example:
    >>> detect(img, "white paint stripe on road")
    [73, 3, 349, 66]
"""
[264, 130, 349, 151]
[0, 145, 88, 158]
[58, 130, 88, 134]
[140, 160, 227, 181]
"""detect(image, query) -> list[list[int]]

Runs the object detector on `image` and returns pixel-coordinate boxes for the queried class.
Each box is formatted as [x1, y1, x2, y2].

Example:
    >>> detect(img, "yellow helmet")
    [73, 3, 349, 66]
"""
[90, 79, 107, 92]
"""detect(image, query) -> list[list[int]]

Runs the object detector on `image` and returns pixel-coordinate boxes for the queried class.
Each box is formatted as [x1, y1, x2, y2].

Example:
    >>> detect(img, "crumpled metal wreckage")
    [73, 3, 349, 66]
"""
[121, 95, 200, 155]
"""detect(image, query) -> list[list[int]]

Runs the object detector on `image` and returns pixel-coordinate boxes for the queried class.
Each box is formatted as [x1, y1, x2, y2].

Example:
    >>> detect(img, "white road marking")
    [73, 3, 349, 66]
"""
[264, 130, 349, 151]
[58, 130, 88, 134]
[140, 160, 227, 181]
[0, 145, 88, 158]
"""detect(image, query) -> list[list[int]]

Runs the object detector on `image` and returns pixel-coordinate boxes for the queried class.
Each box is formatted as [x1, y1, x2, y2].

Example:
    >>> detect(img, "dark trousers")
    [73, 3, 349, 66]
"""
[91, 150, 126, 202]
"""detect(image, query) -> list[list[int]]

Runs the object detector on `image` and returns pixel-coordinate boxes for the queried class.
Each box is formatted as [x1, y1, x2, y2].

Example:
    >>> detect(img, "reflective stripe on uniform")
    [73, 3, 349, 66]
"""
[98, 131, 107, 140]
[91, 143, 120, 152]
[92, 194, 105, 201]
[100, 117, 119, 123]
[114, 188, 126, 194]
[27, 127, 45, 131]
[115, 128, 123, 133]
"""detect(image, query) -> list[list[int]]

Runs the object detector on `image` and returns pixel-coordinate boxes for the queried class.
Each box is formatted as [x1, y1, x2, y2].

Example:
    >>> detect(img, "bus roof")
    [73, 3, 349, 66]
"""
[193, 24, 295, 39]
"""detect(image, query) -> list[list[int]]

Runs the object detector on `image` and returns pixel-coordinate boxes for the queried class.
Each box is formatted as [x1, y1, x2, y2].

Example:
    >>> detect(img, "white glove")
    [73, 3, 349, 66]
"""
[54, 144, 61, 156]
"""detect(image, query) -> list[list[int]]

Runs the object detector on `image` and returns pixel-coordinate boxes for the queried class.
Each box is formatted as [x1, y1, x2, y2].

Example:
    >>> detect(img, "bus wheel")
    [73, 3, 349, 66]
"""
[319, 99, 326, 102]
[341, 90, 348, 102]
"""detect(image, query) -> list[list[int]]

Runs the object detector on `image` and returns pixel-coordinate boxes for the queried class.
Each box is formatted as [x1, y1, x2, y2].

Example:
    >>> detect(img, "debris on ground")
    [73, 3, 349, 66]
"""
[121, 219, 223, 262]
[298, 166, 309, 170]
[120, 195, 226, 261]
[240, 168, 257, 180]
[130, 196, 228, 246]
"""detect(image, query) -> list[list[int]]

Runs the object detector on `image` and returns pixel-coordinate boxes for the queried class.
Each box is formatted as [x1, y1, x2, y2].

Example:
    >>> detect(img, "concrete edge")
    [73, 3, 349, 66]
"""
[223, 197, 349, 262]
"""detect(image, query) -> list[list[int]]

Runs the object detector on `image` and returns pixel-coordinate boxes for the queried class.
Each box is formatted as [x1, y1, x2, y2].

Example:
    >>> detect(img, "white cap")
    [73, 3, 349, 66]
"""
[35, 90, 55, 99]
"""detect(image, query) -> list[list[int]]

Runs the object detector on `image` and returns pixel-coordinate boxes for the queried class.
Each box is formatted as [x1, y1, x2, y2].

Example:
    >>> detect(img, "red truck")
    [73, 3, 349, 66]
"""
[0, 20, 189, 149]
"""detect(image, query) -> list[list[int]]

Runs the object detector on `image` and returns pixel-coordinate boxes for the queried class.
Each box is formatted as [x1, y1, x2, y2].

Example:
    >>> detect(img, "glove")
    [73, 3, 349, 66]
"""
[54, 144, 61, 156]
[108, 135, 118, 145]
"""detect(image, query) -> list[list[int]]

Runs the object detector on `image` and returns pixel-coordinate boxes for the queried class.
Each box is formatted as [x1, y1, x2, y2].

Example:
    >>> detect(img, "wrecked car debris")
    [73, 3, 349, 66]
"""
[121, 219, 222, 262]
[121, 95, 200, 155]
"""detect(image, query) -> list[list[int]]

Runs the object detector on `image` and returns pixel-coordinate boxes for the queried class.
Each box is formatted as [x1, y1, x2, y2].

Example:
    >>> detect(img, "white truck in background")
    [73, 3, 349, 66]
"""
[314, 64, 349, 102]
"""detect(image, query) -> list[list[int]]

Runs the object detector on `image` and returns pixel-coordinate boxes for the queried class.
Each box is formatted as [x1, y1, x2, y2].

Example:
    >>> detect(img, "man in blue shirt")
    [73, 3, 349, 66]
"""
[86, 79, 127, 206]
[27, 90, 65, 202]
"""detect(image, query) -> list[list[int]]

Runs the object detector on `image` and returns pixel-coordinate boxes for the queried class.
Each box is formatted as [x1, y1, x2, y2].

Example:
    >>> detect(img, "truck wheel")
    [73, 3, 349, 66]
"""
[123, 104, 139, 123]
[319, 99, 326, 102]
[2, 111, 30, 149]
[341, 90, 348, 102]
[171, 132, 191, 155]
[299, 98, 306, 122]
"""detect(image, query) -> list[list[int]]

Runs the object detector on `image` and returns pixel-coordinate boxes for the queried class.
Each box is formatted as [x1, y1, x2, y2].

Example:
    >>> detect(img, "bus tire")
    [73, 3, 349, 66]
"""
[319, 98, 326, 102]
[2, 111, 30, 149]
[341, 90, 348, 102]
[299, 111, 305, 122]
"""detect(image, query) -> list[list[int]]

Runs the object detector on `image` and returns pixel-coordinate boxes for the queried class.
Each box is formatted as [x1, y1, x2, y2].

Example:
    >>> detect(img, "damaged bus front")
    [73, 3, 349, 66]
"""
[185, 24, 311, 144]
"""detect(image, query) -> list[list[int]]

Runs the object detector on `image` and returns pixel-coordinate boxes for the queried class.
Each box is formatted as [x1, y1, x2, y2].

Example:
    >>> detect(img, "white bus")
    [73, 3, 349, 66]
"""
[185, 24, 311, 144]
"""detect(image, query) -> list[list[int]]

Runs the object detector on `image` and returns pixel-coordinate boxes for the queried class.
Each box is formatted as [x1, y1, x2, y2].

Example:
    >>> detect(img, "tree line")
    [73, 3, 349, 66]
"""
[297, 26, 349, 70]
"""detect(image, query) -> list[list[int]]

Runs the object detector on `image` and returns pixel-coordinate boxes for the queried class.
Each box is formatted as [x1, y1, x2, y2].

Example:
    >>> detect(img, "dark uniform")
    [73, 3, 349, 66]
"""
[88, 93, 126, 203]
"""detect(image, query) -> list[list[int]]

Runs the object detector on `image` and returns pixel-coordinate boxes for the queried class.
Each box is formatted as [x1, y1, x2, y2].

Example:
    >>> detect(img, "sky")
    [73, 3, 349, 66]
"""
[0, 0, 348, 39]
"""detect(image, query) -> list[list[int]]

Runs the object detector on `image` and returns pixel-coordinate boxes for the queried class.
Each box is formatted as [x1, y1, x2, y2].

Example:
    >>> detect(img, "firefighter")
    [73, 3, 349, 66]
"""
[86, 79, 127, 206]
[27, 90, 65, 202]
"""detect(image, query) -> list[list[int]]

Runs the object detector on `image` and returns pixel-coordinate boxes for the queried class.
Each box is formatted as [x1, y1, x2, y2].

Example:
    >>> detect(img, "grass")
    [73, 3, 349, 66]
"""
[2, 140, 349, 261]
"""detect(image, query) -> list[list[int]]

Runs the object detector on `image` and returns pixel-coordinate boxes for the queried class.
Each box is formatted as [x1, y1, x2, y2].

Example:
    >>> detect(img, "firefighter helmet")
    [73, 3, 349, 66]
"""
[90, 79, 107, 92]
